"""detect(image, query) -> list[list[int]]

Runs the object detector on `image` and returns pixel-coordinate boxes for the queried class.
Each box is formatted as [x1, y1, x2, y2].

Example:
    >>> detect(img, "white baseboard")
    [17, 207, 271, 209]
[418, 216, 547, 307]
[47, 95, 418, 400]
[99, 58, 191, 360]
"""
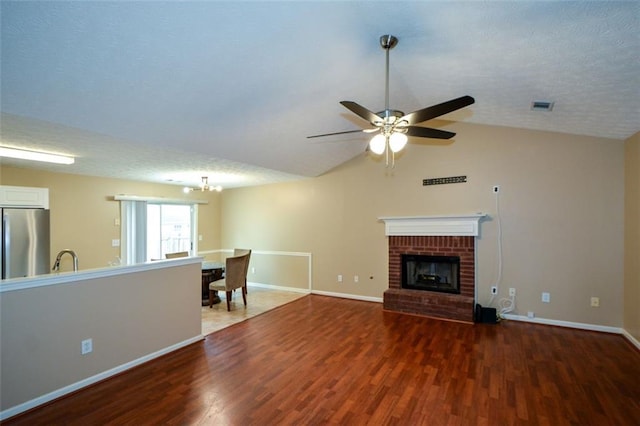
[621, 329, 640, 351]
[248, 281, 383, 304]
[248, 281, 311, 294]
[502, 313, 640, 350]
[502, 313, 621, 333]
[311, 289, 383, 304]
[0, 335, 204, 422]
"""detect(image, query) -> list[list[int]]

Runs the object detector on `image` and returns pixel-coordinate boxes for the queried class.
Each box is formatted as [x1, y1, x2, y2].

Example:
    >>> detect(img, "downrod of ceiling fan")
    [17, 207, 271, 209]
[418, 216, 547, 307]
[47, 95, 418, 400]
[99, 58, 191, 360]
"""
[380, 35, 398, 120]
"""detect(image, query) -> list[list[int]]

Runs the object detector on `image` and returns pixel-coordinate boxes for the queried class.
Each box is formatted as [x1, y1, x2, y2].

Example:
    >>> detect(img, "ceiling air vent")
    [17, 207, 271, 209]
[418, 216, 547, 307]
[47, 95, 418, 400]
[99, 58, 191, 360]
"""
[531, 100, 554, 111]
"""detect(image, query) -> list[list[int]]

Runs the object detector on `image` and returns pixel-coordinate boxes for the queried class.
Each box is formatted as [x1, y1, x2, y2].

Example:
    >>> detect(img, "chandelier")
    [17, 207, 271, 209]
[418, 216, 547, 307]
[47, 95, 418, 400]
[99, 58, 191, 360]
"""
[183, 176, 222, 193]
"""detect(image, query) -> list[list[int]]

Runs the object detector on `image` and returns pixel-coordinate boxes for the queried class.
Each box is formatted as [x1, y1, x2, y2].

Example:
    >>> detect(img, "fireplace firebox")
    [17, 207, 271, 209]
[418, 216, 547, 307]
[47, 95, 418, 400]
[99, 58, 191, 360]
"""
[401, 254, 460, 294]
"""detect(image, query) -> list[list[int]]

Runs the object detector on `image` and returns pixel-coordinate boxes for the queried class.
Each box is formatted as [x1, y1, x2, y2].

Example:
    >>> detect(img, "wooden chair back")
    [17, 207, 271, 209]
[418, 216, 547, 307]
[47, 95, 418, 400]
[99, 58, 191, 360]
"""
[165, 251, 189, 259]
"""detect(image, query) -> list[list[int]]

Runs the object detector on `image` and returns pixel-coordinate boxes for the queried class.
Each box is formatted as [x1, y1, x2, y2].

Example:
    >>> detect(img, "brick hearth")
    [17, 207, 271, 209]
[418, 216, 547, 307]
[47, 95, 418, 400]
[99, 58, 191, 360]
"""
[383, 235, 476, 322]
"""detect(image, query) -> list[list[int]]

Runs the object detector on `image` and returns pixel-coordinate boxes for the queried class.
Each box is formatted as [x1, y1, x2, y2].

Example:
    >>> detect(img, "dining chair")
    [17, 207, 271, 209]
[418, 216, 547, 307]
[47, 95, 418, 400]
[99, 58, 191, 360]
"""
[165, 251, 189, 259]
[209, 251, 251, 311]
[233, 249, 252, 292]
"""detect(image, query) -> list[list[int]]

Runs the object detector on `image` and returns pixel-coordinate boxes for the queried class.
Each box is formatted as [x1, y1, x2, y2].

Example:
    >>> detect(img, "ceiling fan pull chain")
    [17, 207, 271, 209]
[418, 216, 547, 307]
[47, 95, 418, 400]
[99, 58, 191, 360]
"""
[385, 138, 390, 167]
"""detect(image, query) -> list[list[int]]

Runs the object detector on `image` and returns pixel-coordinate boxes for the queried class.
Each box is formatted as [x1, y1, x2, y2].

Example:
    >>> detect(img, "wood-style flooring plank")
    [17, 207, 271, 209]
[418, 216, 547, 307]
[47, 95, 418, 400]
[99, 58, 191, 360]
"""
[3, 295, 639, 425]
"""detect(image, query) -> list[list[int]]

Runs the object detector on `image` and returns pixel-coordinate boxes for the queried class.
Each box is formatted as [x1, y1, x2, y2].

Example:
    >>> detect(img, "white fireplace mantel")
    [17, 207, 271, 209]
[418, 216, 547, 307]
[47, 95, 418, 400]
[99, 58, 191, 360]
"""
[379, 214, 487, 236]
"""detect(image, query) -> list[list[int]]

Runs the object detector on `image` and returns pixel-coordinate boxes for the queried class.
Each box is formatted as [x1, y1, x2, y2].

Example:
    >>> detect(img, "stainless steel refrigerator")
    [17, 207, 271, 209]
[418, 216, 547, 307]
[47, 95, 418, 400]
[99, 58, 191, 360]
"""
[1, 208, 50, 279]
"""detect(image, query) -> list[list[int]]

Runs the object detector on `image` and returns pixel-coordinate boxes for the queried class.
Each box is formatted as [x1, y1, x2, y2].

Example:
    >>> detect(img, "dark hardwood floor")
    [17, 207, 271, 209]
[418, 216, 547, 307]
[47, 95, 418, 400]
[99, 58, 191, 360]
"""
[4, 295, 639, 425]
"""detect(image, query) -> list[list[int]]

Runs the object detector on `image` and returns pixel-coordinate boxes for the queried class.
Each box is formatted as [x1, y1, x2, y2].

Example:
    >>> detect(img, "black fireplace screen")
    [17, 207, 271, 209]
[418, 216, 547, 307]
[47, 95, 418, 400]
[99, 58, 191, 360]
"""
[401, 254, 460, 294]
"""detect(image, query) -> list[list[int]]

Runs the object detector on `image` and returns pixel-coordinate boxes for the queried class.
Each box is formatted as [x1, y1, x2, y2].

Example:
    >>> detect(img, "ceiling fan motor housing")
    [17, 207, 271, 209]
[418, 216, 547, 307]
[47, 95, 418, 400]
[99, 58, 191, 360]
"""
[376, 109, 405, 121]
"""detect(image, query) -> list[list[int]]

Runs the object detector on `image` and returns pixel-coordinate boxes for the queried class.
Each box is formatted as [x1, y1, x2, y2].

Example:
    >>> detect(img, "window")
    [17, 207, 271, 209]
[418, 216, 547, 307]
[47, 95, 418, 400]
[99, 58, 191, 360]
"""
[118, 197, 199, 264]
[146, 204, 193, 261]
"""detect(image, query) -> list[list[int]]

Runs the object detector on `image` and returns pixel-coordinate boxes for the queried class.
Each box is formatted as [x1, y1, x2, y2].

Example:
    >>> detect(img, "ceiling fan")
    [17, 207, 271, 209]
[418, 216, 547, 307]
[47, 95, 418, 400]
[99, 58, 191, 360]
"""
[308, 34, 475, 167]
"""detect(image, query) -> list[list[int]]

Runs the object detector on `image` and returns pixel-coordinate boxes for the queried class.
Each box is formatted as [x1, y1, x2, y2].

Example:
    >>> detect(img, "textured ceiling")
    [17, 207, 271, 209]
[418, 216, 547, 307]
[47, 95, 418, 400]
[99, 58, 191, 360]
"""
[1, 1, 638, 189]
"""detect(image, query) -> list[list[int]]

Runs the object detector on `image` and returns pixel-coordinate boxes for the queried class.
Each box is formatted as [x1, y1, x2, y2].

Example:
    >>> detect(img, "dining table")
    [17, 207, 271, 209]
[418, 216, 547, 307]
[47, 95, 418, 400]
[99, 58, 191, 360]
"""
[201, 261, 224, 306]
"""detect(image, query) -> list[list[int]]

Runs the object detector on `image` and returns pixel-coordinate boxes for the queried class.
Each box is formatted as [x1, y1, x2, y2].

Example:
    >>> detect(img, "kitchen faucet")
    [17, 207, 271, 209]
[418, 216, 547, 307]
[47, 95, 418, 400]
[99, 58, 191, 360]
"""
[52, 249, 79, 272]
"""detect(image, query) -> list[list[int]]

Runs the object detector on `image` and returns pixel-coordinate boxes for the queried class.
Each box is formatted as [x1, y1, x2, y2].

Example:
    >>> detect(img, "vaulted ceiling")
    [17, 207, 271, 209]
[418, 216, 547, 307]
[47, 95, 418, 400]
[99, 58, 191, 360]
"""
[1, 1, 638, 189]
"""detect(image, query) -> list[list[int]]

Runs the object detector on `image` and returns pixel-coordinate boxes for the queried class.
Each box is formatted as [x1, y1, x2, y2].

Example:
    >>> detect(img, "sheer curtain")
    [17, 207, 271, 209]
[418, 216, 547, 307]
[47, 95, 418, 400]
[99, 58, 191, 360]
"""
[120, 200, 147, 265]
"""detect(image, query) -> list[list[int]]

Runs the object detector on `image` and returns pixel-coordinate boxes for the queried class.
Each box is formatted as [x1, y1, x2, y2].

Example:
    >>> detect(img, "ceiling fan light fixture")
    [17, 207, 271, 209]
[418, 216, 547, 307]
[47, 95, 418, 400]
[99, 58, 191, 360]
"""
[389, 132, 408, 153]
[369, 134, 386, 155]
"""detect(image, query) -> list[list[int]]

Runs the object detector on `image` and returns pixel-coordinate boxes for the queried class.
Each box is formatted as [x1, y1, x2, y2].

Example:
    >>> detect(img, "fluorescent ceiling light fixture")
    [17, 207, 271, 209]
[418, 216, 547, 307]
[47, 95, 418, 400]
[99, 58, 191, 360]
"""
[0, 147, 75, 164]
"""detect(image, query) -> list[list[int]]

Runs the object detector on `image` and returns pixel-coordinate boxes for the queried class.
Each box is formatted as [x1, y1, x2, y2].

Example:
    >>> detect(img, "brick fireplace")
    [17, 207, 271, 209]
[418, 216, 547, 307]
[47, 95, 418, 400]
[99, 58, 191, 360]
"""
[380, 215, 485, 323]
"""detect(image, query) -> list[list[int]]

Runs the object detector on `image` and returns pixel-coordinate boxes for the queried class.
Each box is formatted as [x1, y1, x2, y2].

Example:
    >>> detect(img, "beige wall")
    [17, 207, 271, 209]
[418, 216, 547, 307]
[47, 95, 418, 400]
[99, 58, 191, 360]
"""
[0, 167, 222, 270]
[0, 262, 202, 413]
[624, 132, 640, 340]
[244, 252, 311, 291]
[1, 122, 631, 329]
[222, 122, 626, 326]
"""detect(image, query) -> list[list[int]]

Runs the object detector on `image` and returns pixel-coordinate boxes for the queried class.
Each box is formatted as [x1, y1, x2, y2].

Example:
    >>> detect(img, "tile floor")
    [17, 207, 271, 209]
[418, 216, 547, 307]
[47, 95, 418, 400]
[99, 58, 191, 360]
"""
[201, 285, 308, 335]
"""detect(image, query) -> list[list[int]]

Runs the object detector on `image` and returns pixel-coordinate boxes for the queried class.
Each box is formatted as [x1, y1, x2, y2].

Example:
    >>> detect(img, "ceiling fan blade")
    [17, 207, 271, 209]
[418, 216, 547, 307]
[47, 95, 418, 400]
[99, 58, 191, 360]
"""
[340, 101, 382, 124]
[307, 129, 369, 139]
[405, 126, 456, 139]
[401, 95, 475, 125]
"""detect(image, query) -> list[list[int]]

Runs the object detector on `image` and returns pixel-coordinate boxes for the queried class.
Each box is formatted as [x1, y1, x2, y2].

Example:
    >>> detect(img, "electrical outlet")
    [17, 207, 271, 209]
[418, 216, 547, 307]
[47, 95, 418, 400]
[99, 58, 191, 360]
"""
[337, 274, 343, 283]
[491, 286, 498, 295]
[492, 185, 500, 193]
[509, 288, 516, 297]
[251, 267, 255, 274]
[541, 292, 550, 303]
[354, 275, 359, 283]
[590, 297, 600, 307]
[527, 311, 535, 319]
[81, 338, 93, 355]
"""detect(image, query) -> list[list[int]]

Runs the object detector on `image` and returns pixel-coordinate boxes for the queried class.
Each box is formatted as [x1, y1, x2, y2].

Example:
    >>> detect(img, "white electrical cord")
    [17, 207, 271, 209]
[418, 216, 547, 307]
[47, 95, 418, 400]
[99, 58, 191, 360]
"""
[498, 295, 515, 318]
[487, 189, 503, 307]
[488, 189, 515, 319]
